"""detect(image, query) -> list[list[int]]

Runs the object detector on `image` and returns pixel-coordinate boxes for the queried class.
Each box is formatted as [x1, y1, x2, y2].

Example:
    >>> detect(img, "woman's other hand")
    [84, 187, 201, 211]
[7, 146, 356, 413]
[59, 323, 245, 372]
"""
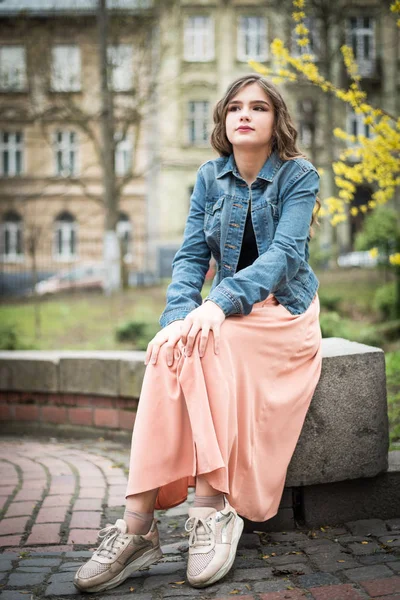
[145, 320, 184, 367]
[180, 300, 225, 358]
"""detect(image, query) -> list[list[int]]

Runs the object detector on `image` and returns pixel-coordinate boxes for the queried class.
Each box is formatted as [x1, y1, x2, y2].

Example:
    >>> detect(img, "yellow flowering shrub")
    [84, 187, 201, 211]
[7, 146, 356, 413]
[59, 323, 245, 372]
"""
[251, 0, 400, 267]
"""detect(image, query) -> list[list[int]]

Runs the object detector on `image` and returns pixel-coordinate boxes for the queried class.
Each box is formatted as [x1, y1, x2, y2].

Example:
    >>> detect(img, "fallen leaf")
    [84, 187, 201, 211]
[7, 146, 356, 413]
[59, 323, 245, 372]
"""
[361, 541, 369, 544]
[229, 590, 240, 595]
[245, 583, 251, 590]
[129, 587, 135, 592]
[262, 554, 270, 559]
[320, 527, 326, 532]
[171, 581, 185, 585]
[387, 540, 394, 543]
[337, 560, 345, 563]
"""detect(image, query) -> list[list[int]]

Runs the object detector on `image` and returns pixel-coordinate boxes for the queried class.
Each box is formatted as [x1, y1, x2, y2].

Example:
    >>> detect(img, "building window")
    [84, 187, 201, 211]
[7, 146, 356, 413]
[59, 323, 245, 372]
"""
[0, 211, 24, 262]
[0, 46, 27, 91]
[0, 131, 24, 177]
[115, 132, 133, 176]
[346, 17, 375, 77]
[107, 44, 133, 92]
[188, 101, 209, 146]
[53, 211, 77, 260]
[237, 16, 268, 62]
[51, 45, 81, 92]
[298, 123, 313, 148]
[184, 16, 214, 62]
[53, 130, 78, 177]
[291, 17, 320, 59]
[117, 212, 133, 258]
[347, 108, 372, 141]
[297, 99, 318, 148]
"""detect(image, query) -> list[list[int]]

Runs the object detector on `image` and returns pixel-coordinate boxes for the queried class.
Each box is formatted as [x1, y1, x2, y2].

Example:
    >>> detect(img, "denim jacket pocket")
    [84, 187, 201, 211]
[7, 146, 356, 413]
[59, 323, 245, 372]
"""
[204, 195, 225, 232]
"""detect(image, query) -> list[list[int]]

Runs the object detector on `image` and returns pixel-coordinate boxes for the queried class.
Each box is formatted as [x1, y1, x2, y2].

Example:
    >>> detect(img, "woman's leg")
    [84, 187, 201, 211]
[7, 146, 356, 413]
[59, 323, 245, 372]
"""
[194, 475, 225, 510]
[124, 488, 159, 535]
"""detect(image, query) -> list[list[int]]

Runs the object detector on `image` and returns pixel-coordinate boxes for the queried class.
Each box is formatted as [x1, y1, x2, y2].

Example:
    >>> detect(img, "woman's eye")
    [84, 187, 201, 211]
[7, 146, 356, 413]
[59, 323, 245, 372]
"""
[254, 106, 267, 111]
[228, 106, 239, 111]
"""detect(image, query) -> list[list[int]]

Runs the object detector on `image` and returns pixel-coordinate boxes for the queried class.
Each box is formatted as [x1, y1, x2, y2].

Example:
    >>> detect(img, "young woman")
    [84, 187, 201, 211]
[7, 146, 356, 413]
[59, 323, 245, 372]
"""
[74, 73, 323, 593]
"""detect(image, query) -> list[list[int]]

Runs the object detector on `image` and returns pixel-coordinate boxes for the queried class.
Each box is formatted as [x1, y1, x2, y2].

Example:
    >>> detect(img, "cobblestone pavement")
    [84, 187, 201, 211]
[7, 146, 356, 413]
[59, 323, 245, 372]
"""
[0, 436, 400, 600]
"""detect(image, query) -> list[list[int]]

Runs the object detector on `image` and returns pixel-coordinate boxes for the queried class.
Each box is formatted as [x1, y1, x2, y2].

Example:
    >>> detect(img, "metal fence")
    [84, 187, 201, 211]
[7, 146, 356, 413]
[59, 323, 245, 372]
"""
[0, 237, 161, 298]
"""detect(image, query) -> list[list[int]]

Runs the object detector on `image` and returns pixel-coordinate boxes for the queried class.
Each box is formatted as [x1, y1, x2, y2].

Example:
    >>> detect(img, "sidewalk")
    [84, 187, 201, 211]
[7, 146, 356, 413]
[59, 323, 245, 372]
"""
[0, 436, 399, 600]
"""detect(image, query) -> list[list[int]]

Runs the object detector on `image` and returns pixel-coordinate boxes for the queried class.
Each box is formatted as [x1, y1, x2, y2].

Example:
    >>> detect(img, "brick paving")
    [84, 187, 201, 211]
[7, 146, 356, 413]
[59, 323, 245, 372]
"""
[0, 437, 399, 599]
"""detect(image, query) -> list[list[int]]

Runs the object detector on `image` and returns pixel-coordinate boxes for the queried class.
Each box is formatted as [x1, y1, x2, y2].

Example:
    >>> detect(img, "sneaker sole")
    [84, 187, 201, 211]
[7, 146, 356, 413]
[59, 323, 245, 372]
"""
[74, 546, 163, 593]
[188, 515, 244, 588]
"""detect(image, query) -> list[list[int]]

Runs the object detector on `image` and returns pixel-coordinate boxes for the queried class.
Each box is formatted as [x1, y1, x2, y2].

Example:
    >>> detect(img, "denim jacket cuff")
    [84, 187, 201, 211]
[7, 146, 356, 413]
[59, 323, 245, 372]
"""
[205, 287, 243, 317]
[159, 309, 190, 329]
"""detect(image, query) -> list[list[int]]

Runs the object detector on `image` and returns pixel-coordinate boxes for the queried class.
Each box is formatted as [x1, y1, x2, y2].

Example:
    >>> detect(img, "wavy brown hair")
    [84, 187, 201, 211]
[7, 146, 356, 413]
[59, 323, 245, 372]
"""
[211, 73, 321, 235]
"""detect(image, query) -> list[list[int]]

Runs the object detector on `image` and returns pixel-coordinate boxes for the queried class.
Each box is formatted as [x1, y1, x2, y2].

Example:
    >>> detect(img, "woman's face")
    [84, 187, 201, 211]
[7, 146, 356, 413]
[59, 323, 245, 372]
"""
[225, 82, 275, 152]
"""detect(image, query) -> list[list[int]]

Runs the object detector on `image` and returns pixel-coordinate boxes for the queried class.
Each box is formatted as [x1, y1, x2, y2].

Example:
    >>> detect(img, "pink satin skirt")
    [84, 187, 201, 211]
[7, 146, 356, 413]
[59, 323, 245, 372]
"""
[126, 293, 322, 522]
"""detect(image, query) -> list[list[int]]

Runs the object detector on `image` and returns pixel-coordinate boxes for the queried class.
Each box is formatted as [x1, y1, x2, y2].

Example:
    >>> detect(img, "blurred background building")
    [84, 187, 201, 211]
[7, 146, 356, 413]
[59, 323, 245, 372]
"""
[0, 0, 398, 295]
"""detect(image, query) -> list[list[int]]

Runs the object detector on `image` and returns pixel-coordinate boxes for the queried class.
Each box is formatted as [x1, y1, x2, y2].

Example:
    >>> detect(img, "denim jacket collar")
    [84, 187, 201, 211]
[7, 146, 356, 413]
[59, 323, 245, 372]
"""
[215, 149, 283, 182]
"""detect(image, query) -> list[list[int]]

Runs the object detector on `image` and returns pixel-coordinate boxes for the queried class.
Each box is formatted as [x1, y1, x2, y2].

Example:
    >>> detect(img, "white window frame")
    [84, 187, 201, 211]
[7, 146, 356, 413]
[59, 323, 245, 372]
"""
[51, 45, 81, 92]
[0, 131, 24, 177]
[53, 130, 79, 178]
[114, 131, 133, 176]
[237, 16, 268, 62]
[53, 215, 78, 261]
[291, 17, 320, 60]
[0, 46, 27, 91]
[187, 101, 210, 146]
[346, 17, 376, 77]
[183, 16, 215, 62]
[0, 213, 24, 262]
[107, 44, 133, 92]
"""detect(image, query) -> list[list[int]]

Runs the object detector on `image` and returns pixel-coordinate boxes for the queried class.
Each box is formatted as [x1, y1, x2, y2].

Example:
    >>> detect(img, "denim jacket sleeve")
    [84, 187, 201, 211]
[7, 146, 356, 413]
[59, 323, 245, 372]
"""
[205, 166, 320, 317]
[159, 168, 211, 328]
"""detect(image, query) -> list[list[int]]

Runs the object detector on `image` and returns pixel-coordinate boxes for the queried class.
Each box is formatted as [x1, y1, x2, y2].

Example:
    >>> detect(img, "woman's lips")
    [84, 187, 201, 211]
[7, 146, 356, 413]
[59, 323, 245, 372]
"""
[237, 126, 254, 131]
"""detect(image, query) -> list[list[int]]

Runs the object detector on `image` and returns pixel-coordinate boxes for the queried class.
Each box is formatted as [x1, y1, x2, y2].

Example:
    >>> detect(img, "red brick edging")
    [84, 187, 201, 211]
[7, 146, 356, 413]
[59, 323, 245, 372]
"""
[0, 391, 137, 430]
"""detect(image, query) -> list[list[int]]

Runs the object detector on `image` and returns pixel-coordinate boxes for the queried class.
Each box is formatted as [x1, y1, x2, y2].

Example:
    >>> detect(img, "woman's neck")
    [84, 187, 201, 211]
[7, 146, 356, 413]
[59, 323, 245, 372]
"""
[233, 146, 272, 186]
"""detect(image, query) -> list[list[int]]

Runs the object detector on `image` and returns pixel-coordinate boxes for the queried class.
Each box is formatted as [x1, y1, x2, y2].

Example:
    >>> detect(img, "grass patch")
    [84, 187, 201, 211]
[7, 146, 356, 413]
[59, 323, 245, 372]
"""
[386, 351, 400, 448]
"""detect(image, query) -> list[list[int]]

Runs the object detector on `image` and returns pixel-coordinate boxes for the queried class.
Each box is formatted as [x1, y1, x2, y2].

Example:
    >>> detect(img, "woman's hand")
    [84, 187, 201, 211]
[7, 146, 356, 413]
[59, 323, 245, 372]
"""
[145, 320, 184, 367]
[181, 300, 225, 358]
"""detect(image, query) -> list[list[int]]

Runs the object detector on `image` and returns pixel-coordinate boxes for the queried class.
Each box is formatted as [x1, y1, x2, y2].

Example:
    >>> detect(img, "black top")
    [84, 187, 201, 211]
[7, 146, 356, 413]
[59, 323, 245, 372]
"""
[236, 205, 259, 272]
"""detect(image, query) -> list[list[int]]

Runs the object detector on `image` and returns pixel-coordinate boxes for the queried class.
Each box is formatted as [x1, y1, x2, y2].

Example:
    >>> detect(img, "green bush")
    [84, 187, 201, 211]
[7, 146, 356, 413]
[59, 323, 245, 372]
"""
[319, 311, 350, 339]
[318, 290, 342, 312]
[115, 319, 160, 350]
[115, 321, 147, 342]
[373, 283, 397, 320]
[0, 323, 28, 350]
[386, 351, 400, 446]
[355, 326, 384, 348]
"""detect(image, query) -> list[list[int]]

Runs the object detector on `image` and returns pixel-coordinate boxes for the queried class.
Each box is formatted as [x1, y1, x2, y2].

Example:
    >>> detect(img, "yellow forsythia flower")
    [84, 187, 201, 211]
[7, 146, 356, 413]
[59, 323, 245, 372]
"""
[389, 253, 400, 266]
[369, 247, 379, 258]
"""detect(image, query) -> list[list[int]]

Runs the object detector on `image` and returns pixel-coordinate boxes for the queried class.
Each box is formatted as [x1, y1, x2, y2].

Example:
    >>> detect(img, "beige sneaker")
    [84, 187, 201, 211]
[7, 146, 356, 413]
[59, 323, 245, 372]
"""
[185, 498, 244, 588]
[74, 518, 163, 593]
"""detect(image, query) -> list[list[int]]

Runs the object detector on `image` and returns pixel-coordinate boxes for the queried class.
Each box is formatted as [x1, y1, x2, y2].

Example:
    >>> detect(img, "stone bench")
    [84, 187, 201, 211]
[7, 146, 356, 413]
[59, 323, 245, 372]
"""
[0, 339, 398, 530]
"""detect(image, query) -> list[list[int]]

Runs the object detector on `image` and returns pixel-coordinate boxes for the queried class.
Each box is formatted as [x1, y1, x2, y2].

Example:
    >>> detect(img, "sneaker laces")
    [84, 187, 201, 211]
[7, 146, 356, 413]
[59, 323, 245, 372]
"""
[185, 516, 215, 548]
[94, 524, 129, 559]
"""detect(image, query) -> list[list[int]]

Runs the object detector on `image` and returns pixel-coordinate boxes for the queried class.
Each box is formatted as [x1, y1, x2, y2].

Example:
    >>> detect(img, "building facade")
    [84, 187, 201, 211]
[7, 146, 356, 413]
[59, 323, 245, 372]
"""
[0, 0, 154, 294]
[0, 0, 398, 291]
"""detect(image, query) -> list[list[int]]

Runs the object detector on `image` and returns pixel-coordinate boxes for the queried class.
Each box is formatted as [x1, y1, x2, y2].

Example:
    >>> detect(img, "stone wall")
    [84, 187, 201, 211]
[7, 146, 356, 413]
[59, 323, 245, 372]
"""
[0, 340, 398, 529]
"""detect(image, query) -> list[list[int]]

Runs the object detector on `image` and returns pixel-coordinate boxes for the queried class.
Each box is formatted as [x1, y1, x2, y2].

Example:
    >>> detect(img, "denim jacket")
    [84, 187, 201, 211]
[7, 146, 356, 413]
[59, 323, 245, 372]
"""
[159, 150, 320, 328]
